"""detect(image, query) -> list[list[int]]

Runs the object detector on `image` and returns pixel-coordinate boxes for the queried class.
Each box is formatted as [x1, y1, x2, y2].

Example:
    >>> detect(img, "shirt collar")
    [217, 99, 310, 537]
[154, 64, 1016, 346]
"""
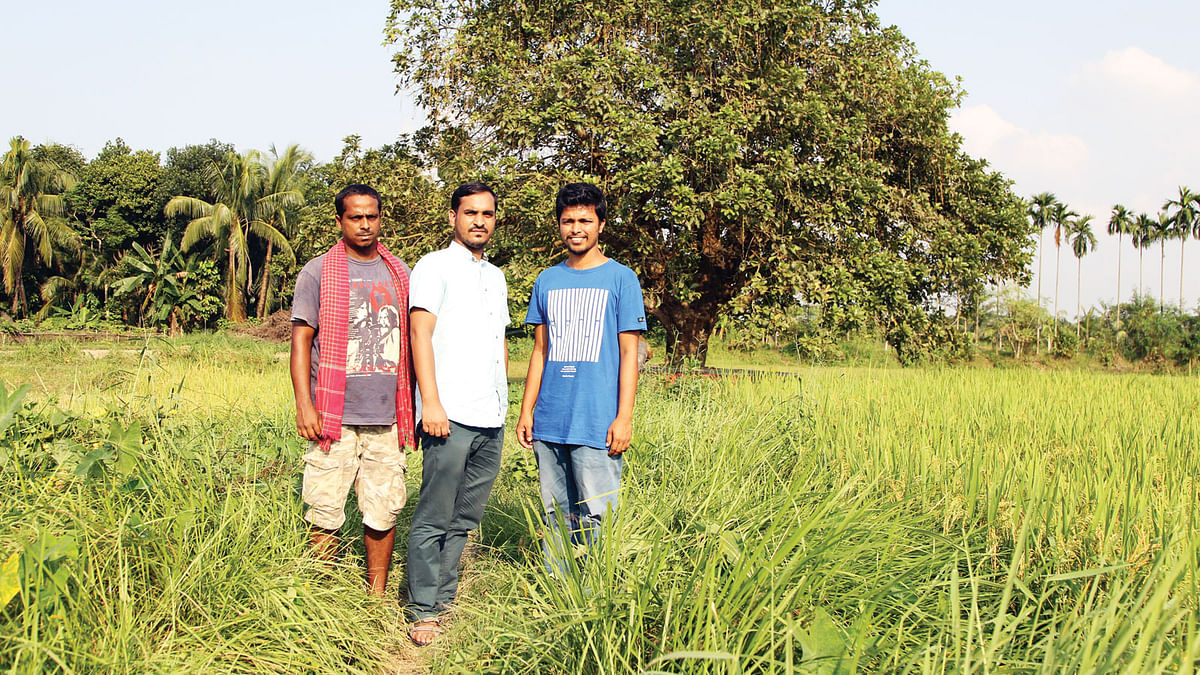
[448, 239, 488, 263]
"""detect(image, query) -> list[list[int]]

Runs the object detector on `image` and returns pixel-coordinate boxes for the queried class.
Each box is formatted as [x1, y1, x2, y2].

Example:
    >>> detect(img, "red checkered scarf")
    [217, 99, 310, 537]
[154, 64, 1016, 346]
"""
[314, 240, 415, 452]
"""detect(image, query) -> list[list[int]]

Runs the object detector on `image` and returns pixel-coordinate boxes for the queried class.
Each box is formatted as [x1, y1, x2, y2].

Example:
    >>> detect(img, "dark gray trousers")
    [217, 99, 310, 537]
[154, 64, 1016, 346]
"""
[405, 420, 502, 620]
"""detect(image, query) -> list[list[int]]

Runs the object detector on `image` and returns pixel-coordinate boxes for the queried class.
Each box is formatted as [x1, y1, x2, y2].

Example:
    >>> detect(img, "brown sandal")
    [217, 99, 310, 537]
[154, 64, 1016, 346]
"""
[410, 618, 444, 647]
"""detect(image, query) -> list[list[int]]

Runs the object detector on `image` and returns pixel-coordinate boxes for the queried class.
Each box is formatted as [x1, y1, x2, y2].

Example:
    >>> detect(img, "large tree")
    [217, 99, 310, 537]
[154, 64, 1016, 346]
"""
[68, 139, 166, 259]
[165, 150, 298, 322]
[387, 0, 1033, 364]
[1, 137, 79, 315]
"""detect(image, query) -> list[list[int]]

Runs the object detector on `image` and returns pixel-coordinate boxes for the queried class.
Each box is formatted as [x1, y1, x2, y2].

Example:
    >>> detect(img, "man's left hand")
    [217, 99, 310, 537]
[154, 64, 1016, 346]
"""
[605, 415, 632, 456]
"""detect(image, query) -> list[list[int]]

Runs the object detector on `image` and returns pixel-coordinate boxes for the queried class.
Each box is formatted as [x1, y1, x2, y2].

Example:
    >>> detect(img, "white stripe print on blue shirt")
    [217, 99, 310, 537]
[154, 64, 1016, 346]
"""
[547, 287, 608, 362]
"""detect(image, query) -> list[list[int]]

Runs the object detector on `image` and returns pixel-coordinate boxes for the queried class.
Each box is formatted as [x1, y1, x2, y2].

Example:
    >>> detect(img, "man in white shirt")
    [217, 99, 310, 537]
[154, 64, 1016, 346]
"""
[405, 181, 508, 646]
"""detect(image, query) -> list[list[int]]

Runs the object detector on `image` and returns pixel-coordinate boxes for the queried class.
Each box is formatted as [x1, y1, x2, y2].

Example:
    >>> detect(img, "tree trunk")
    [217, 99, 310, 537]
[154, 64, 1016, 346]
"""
[225, 243, 246, 322]
[258, 240, 274, 320]
[1080, 258, 1089, 338]
[1179, 239, 1186, 313]
[1159, 240, 1165, 315]
[652, 300, 717, 369]
[1035, 232, 1043, 356]
[1114, 232, 1123, 330]
[1138, 248, 1144, 299]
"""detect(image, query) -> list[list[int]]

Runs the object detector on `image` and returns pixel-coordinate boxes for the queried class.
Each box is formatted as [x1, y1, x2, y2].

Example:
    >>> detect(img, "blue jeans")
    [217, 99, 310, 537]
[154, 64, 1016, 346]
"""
[532, 440, 622, 571]
[406, 421, 502, 620]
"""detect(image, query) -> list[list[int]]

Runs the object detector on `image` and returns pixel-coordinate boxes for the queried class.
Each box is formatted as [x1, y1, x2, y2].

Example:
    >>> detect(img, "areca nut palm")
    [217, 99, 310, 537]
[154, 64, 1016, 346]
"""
[1133, 212, 1155, 300]
[256, 144, 310, 319]
[1107, 204, 1133, 321]
[1, 136, 79, 315]
[1068, 214, 1096, 336]
[1048, 200, 1077, 325]
[1028, 192, 1056, 309]
[164, 150, 299, 322]
[1153, 211, 1172, 314]
[1164, 186, 1198, 312]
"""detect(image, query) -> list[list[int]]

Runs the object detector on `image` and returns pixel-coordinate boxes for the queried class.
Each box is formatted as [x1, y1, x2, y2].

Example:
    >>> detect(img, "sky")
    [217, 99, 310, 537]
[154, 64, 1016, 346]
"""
[3, 0, 1198, 315]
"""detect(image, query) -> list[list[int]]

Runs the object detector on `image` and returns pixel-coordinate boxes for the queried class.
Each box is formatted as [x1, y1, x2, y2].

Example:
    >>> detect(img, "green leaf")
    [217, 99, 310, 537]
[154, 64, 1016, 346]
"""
[0, 553, 18, 607]
[0, 383, 31, 435]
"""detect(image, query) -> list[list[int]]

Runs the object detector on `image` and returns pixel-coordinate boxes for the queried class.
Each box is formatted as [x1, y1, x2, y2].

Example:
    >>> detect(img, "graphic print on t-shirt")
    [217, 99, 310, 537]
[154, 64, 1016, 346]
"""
[346, 278, 400, 377]
[547, 287, 608, 363]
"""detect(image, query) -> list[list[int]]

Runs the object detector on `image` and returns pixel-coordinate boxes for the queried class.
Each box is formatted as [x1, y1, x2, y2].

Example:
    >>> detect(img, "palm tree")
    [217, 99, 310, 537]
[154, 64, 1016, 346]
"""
[1048, 200, 1077, 332]
[256, 144, 310, 320]
[1068, 214, 1096, 338]
[1153, 211, 1172, 314]
[1028, 192, 1056, 353]
[165, 150, 298, 322]
[0, 137, 78, 315]
[1133, 213, 1155, 300]
[1164, 186, 1198, 313]
[1028, 193, 1056, 308]
[1107, 204, 1133, 324]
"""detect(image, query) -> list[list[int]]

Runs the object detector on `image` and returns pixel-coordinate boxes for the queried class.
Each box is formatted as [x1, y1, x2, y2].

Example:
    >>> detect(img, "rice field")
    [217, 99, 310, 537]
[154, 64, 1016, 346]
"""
[1, 335, 1198, 673]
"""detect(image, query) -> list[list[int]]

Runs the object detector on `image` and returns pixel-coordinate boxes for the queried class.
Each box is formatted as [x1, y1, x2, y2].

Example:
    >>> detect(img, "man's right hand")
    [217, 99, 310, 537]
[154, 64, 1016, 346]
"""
[421, 402, 451, 438]
[296, 401, 323, 442]
[516, 412, 534, 449]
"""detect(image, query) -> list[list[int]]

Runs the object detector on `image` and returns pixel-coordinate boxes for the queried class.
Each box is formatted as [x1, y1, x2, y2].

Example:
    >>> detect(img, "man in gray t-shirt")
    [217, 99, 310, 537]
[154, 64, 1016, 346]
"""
[289, 183, 413, 597]
[291, 254, 409, 423]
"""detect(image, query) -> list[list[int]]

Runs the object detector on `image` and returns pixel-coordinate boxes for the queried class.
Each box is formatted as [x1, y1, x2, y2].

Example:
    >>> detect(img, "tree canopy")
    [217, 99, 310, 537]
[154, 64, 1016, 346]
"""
[386, 0, 1033, 364]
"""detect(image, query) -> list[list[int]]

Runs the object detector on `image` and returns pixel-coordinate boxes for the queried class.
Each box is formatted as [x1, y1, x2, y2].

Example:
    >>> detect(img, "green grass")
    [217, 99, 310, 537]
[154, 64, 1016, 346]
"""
[3, 335, 1199, 672]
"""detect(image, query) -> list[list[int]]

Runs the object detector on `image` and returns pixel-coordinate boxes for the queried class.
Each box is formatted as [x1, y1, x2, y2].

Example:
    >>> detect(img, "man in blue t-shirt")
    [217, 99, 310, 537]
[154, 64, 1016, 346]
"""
[516, 182, 645, 566]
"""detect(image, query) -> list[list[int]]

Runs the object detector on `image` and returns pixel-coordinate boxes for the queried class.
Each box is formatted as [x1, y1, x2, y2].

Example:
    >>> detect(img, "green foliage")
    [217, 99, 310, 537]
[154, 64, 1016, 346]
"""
[112, 235, 215, 332]
[298, 135, 444, 267]
[67, 139, 166, 256]
[165, 150, 300, 322]
[0, 375, 404, 671]
[1, 137, 79, 316]
[440, 371, 1200, 672]
[387, 0, 1033, 365]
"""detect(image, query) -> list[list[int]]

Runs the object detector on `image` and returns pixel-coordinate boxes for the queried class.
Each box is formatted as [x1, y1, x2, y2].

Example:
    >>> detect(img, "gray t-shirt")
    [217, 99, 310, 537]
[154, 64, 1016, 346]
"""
[291, 253, 409, 425]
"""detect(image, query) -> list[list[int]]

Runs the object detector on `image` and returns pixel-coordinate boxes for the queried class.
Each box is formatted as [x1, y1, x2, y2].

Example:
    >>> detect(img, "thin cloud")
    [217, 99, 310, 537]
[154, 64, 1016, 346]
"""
[950, 105, 1090, 186]
[1083, 47, 1199, 100]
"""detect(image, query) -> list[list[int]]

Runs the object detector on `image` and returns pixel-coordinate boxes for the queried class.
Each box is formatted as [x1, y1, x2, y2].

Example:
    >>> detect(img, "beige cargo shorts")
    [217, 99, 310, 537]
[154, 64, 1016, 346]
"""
[302, 424, 407, 532]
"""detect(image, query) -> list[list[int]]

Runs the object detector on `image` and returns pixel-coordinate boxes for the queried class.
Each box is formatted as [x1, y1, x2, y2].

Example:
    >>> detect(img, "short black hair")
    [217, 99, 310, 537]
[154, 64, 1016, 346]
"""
[555, 182, 606, 222]
[450, 181, 497, 212]
[335, 184, 382, 217]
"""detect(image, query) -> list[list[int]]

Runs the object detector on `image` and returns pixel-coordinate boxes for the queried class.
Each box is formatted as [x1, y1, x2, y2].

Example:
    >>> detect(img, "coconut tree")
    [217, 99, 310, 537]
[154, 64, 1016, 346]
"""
[164, 150, 298, 322]
[0, 137, 79, 315]
[1164, 186, 1198, 312]
[1107, 204, 1133, 324]
[256, 144, 310, 319]
[1068, 214, 1096, 338]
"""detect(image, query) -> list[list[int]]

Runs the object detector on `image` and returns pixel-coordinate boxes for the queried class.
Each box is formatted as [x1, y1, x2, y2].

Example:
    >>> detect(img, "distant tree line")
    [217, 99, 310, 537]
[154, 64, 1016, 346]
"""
[0, 135, 447, 334]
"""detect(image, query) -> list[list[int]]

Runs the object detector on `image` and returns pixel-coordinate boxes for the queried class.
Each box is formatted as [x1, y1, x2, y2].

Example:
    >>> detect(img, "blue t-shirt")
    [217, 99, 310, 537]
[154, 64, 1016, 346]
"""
[525, 260, 645, 448]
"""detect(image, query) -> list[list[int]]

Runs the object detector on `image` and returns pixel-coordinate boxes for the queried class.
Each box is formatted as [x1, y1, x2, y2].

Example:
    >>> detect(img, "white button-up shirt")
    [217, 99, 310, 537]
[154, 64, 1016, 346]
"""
[409, 241, 510, 428]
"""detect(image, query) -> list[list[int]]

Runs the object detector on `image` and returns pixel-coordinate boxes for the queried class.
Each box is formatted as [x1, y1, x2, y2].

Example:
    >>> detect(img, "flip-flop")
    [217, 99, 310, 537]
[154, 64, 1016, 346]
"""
[410, 618, 444, 647]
